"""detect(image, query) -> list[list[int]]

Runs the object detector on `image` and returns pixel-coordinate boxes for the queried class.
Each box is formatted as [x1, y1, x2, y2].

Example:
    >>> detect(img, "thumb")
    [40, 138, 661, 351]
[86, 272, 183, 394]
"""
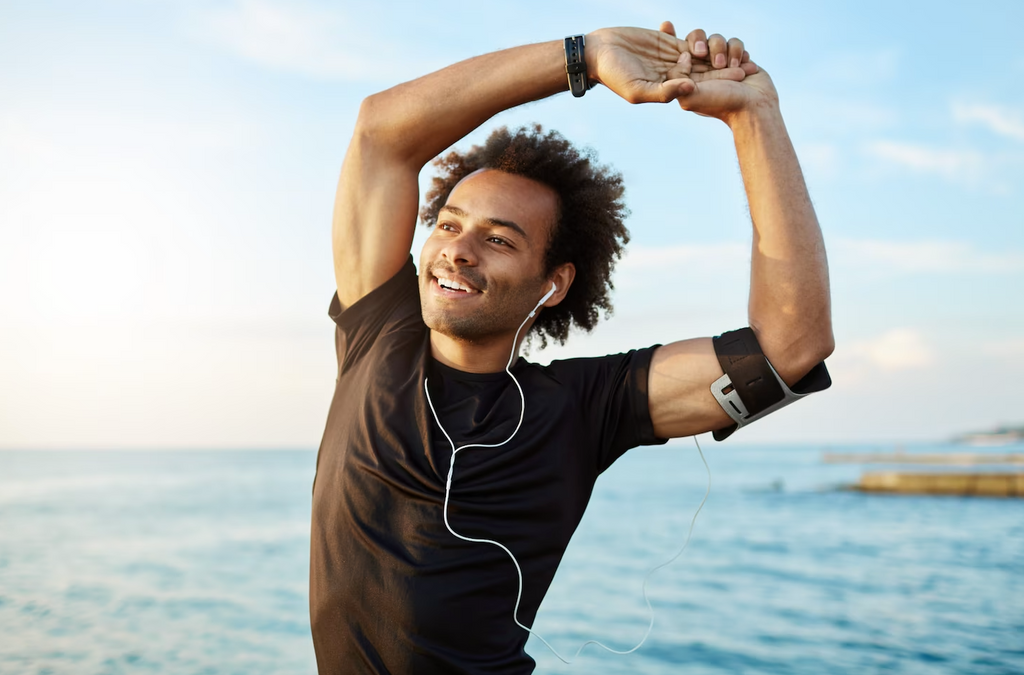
[675, 79, 737, 117]
[630, 77, 695, 104]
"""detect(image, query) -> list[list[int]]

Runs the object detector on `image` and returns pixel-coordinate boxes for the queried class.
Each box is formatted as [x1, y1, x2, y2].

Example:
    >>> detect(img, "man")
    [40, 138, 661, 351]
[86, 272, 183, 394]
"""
[311, 21, 833, 674]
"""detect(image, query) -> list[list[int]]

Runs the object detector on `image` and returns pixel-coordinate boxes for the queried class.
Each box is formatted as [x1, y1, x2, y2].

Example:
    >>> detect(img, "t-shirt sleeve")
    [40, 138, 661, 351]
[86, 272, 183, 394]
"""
[327, 256, 420, 375]
[549, 346, 669, 474]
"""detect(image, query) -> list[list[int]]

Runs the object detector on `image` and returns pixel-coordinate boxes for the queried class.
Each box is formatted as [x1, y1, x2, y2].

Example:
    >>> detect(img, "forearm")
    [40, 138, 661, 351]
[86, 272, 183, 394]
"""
[334, 25, 704, 307]
[359, 40, 568, 168]
[730, 104, 834, 384]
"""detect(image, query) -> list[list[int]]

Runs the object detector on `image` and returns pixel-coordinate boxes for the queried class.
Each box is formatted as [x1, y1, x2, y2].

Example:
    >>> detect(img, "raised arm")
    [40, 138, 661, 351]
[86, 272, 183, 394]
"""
[333, 27, 748, 308]
[334, 43, 562, 308]
[648, 26, 834, 439]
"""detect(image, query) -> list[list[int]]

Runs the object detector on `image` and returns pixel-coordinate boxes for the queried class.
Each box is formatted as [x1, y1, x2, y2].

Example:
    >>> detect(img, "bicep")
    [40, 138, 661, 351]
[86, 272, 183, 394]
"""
[648, 338, 732, 439]
[332, 128, 422, 309]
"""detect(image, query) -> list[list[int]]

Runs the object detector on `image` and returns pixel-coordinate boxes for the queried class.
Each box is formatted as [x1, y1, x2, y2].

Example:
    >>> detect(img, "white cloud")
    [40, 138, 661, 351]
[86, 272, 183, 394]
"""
[830, 329, 936, 383]
[788, 96, 898, 136]
[619, 239, 1024, 281]
[617, 242, 749, 276]
[609, 242, 751, 310]
[853, 329, 935, 371]
[194, 0, 423, 81]
[864, 140, 984, 182]
[834, 238, 1024, 275]
[953, 102, 1024, 142]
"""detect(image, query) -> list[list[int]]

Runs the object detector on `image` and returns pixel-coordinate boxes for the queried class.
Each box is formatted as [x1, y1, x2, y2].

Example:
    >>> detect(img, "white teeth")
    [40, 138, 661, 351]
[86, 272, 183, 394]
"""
[436, 276, 474, 292]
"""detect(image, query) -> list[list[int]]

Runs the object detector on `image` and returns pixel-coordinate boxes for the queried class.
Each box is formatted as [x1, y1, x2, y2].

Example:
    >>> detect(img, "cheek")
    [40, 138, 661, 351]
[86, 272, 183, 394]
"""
[490, 264, 542, 302]
[419, 237, 440, 268]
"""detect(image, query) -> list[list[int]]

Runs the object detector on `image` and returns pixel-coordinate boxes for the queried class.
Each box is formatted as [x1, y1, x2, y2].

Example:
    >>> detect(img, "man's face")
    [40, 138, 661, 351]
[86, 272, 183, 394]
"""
[419, 169, 559, 343]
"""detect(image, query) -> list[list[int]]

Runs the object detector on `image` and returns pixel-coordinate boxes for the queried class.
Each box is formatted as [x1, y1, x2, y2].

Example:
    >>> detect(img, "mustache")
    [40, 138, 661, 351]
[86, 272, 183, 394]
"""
[426, 261, 487, 291]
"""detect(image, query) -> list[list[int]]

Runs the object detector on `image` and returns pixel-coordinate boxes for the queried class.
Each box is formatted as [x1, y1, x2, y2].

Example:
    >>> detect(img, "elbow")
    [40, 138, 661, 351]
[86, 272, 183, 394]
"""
[812, 330, 835, 364]
[355, 92, 411, 147]
[353, 93, 419, 165]
[788, 329, 834, 384]
[354, 94, 386, 141]
[350, 96, 396, 164]
[756, 324, 834, 387]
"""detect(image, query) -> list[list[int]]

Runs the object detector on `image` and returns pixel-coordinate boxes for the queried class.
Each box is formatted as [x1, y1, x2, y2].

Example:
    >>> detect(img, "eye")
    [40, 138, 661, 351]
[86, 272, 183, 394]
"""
[438, 221, 457, 233]
[487, 236, 516, 249]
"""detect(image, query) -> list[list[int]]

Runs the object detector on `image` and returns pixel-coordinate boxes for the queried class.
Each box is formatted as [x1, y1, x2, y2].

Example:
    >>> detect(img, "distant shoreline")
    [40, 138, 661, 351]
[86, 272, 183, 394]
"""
[952, 428, 1024, 447]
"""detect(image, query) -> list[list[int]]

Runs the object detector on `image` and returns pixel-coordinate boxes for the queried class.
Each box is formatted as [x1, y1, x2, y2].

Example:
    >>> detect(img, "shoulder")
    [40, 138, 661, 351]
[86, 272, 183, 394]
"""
[536, 345, 660, 379]
[330, 256, 420, 328]
[521, 345, 660, 395]
[329, 256, 425, 373]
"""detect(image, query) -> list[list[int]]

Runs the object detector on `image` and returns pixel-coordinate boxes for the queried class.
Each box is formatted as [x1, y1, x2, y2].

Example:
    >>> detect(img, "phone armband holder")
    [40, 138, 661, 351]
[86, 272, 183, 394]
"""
[710, 328, 831, 441]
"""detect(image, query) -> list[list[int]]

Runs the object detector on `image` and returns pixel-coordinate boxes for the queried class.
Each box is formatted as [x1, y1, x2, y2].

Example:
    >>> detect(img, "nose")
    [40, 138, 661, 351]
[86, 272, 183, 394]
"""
[440, 230, 478, 267]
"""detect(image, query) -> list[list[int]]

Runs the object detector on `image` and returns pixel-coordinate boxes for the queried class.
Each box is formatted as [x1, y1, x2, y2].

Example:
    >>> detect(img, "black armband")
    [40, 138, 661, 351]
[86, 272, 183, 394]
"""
[710, 328, 831, 441]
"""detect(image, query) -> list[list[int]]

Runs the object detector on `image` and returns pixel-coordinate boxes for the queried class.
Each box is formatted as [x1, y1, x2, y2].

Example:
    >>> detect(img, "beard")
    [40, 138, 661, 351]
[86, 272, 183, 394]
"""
[419, 261, 546, 343]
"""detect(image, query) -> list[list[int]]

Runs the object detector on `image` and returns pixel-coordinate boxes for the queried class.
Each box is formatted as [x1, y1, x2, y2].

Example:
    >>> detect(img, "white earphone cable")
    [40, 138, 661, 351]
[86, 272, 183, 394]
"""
[423, 286, 711, 663]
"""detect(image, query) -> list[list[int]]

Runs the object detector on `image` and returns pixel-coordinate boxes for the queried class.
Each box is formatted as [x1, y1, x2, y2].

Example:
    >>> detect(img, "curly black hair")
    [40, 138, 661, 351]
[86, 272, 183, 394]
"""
[419, 124, 630, 347]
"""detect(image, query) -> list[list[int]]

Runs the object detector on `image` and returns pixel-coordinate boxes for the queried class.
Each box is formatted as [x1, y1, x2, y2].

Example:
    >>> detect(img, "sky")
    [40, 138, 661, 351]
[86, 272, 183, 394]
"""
[1, 0, 1022, 449]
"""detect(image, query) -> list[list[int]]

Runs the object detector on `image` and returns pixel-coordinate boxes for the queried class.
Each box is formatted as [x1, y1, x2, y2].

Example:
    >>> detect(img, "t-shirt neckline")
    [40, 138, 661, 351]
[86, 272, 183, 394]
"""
[429, 356, 525, 383]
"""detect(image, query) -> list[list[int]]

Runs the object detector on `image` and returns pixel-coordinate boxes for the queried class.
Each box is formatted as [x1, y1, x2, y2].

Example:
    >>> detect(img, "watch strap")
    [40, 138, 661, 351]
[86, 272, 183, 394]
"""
[564, 35, 589, 98]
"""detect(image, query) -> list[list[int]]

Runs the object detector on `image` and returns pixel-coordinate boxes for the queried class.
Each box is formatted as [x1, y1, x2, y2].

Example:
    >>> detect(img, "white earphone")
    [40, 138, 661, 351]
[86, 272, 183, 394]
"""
[529, 282, 557, 318]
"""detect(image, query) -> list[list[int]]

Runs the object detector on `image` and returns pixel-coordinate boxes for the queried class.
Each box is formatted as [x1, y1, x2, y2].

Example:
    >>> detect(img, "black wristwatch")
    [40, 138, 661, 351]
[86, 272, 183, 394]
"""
[564, 35, 590, 98]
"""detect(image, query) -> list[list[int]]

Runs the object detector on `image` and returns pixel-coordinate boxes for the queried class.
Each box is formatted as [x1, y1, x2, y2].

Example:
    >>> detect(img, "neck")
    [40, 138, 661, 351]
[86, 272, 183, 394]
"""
[429, 328, 528, 373]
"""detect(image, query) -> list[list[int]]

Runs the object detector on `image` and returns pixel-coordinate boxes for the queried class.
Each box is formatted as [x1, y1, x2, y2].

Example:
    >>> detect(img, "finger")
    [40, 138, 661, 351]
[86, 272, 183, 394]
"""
[660, 20, 677, 37]
[690, 65, 747, 84]
[665, 77, 697, 100]
[675, 84, 702, 112]
[686, 28, 708, 58]
[741, 59, 759, 75]
[707, 33, 728, 69]
[629, 77, 696, 104]
[668, 51, 693, 80]
[727, 37, 744, 69]
[742, 49, 751, 63]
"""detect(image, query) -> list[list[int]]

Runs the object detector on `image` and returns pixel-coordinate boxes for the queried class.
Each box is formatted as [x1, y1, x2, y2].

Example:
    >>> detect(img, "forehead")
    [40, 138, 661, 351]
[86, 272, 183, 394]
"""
[445, 169, 558, 240]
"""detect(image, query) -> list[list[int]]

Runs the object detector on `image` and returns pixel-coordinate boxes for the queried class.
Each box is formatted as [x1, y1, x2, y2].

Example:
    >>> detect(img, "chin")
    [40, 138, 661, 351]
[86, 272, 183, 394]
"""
[426, 314, 487, 343]
[421, 305, 499, 344]
[419, 281, 534, 343]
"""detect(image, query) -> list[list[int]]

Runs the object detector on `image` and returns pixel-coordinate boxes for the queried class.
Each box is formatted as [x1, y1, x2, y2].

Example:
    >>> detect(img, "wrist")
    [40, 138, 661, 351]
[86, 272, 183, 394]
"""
[583, 29, 608, 86]
[723, 95, 782, 131]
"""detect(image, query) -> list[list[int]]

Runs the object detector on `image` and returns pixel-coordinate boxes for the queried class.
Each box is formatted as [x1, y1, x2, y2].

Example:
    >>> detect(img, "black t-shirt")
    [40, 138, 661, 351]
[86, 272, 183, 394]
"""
[310, 258, 666, 674]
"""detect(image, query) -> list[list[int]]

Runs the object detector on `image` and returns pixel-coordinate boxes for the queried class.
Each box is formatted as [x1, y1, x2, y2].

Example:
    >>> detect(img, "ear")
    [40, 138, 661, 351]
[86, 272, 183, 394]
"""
[543, 263, 576, 307]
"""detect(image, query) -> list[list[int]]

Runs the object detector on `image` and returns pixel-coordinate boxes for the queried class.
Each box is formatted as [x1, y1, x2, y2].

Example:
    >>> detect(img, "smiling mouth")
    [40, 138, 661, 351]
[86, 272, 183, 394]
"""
[432, 272, 481, 294]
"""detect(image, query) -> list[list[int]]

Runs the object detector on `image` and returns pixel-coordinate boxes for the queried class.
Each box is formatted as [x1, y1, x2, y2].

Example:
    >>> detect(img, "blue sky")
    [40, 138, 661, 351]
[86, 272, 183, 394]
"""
[1, 0, 1022, 448]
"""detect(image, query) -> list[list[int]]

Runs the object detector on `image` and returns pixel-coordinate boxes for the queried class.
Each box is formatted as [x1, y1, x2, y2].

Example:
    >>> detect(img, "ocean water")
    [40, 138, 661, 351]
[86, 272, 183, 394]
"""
[0, 444, 1021, 674]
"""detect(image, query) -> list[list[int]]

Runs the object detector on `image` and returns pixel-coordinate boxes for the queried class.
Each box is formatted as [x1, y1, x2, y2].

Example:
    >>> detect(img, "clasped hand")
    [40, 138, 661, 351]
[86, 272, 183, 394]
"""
[586, 21, 777, 123]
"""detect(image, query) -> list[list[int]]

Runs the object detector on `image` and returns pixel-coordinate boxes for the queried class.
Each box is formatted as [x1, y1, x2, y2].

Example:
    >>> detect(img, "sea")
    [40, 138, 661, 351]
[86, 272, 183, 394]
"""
[1, 442, 1021, 675]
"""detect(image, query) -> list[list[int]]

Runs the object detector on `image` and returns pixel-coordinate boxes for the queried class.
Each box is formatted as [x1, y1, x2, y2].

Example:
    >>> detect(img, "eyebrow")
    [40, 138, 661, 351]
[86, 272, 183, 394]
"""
[439, 205, 530, 241]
